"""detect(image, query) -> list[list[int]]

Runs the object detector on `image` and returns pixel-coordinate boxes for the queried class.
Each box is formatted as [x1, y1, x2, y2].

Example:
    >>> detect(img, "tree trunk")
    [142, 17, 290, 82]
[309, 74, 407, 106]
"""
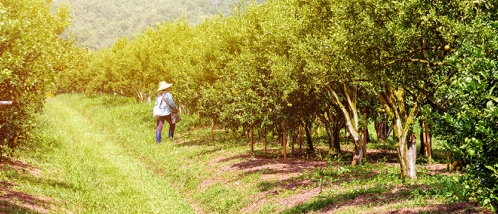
[419, 120, 425, 155]
[323, 120, 334, 155]
[407, 133, 417, 178]
[264, 134, 268, 153]
[351, 140, 363, 165]
[282, 122, 287, 162]
[299, 125, 303, 154]
[210, 118, 215, 142]
[304, 120, 314, 154]
[288, 130, 293, 156]
[362, 111, 369, 159]
[419, 120, 432, 163]
[319, 108, 342, 156]
[397, 131, 417, 179]
[379, 86, 424, 180]
[291, 134, 296, 155]
[327, 84, 363, 165]
[197, 112, 202, 126]
[362, 128, 368, 159]
[332, 123, 341, 155]
[375, 115, 391, 144]
[250, 129, 254, 153]
[394, 123, 418, 179]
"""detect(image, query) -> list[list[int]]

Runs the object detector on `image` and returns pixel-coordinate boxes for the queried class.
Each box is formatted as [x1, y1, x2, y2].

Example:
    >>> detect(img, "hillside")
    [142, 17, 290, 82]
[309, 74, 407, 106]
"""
[51, 0, 264, 49]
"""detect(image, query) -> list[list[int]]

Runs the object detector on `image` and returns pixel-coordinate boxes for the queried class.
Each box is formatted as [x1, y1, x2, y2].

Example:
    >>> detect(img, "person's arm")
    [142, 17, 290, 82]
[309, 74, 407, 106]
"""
[154, 95, 161, 106]
[0, 101, 18, 105]
[165, 93, 178, 110]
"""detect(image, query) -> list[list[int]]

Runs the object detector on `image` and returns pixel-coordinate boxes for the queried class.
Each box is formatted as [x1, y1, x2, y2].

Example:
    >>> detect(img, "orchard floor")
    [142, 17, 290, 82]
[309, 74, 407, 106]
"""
[0, 148, 492, 214]
[189, 147, 488, 214]
[0, 94, 493, 213]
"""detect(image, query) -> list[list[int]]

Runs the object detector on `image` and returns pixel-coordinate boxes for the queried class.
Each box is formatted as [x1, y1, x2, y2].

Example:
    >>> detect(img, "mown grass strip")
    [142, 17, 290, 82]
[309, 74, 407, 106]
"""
[25, 94, 256, 213]
[21, 95, 195, 213]
[55, 94, 259, 213]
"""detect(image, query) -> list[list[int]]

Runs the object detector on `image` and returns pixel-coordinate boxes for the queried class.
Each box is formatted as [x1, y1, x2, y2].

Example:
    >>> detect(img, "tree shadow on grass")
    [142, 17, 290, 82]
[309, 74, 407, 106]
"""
[225, 152, 487, 213]
[174, 129, 244, 148]
[281, 181, 487, 214]
[225, 154, 328, 192]
[0, 178, 51, 214]
[0, 157, 81, 213]
[366, 149, 400, 164]
[229, 155, 327, 175]
[174, 137, 206, 147]
[252, 165, 381, 193]
[0, 201, 43, 214]
[0, 181, 50, 214]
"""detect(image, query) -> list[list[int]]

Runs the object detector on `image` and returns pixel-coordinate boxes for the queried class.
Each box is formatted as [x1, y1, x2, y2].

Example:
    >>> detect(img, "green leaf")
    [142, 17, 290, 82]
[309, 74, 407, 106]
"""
[485, 165, 498, 174]
[489, 95, 498, 103]
[486, 100, 494, 109]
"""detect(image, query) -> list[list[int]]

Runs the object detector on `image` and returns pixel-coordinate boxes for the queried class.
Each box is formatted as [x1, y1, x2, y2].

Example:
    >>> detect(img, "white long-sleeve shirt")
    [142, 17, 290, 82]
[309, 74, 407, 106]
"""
[154, 92, 177, 116]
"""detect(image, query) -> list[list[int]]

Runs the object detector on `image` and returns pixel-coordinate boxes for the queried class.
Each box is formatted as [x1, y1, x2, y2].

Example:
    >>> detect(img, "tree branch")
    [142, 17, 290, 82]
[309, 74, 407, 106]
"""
[405, 58, 445, 67]
[382, 45, 445, 68]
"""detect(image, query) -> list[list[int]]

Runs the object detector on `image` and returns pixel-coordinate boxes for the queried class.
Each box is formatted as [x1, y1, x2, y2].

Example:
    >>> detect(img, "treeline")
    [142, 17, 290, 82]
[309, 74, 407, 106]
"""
[52, 0, 265, 49]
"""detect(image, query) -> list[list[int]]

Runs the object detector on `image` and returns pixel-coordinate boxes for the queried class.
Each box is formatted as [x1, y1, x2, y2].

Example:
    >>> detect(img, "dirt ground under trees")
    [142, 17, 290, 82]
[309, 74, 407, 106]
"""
[222, 149, 489, 214]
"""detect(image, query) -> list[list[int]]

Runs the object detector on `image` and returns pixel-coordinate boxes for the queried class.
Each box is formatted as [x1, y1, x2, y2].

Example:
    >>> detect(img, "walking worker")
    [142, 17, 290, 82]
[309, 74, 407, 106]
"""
[154, 81, 178, 143]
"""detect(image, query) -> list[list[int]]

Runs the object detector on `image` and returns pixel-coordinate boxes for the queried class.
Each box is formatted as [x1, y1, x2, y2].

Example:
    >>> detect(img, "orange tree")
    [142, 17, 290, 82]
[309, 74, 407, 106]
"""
[293, 0, 374, 165]
[195, 15, 247, 132]
[367, 0, 483, 180]
[0, 0, 75, 159]
[150, 21, 202, 110]
[293, 0, 478, 180]
[55, 45, 90, 94]
[213, 1, 304, 156]
[429, 0, 498, 210]
[193, 0, 330, 158]
[78, 21, 195, 102]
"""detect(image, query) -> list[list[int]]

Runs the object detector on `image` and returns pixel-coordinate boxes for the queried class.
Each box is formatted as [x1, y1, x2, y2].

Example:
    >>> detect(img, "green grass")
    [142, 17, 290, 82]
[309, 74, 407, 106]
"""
[2, 94, 259, 213]
[0, 94, 487, 213]
[4, 94, 195, 213]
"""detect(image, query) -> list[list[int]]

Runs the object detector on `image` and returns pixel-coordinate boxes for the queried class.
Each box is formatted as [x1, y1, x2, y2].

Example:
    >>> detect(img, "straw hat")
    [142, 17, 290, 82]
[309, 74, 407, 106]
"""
[157, 81, 173, 92]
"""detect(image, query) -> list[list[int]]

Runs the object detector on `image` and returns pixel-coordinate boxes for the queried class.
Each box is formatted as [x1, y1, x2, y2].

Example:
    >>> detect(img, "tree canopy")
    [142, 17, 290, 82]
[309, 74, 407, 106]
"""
[0, 0, 78, 159]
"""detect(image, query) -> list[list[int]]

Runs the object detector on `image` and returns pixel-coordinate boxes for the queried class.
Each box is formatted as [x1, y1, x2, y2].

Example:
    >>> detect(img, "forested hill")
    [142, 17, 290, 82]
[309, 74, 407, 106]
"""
[51, 0, 264, 49]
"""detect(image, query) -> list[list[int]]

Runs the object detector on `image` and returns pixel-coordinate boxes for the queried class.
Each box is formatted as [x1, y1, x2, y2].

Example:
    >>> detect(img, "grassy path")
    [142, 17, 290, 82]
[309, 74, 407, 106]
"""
[31, 95, 195, 213]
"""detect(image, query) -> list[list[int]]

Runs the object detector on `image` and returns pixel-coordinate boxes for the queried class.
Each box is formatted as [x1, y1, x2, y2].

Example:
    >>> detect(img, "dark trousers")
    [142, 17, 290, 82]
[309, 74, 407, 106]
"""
[156, 114, 175, 138]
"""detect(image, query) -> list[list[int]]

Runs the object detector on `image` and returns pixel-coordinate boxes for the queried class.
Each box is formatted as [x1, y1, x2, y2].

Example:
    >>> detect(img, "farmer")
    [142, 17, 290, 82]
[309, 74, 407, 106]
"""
[154, 81, 178, 143]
